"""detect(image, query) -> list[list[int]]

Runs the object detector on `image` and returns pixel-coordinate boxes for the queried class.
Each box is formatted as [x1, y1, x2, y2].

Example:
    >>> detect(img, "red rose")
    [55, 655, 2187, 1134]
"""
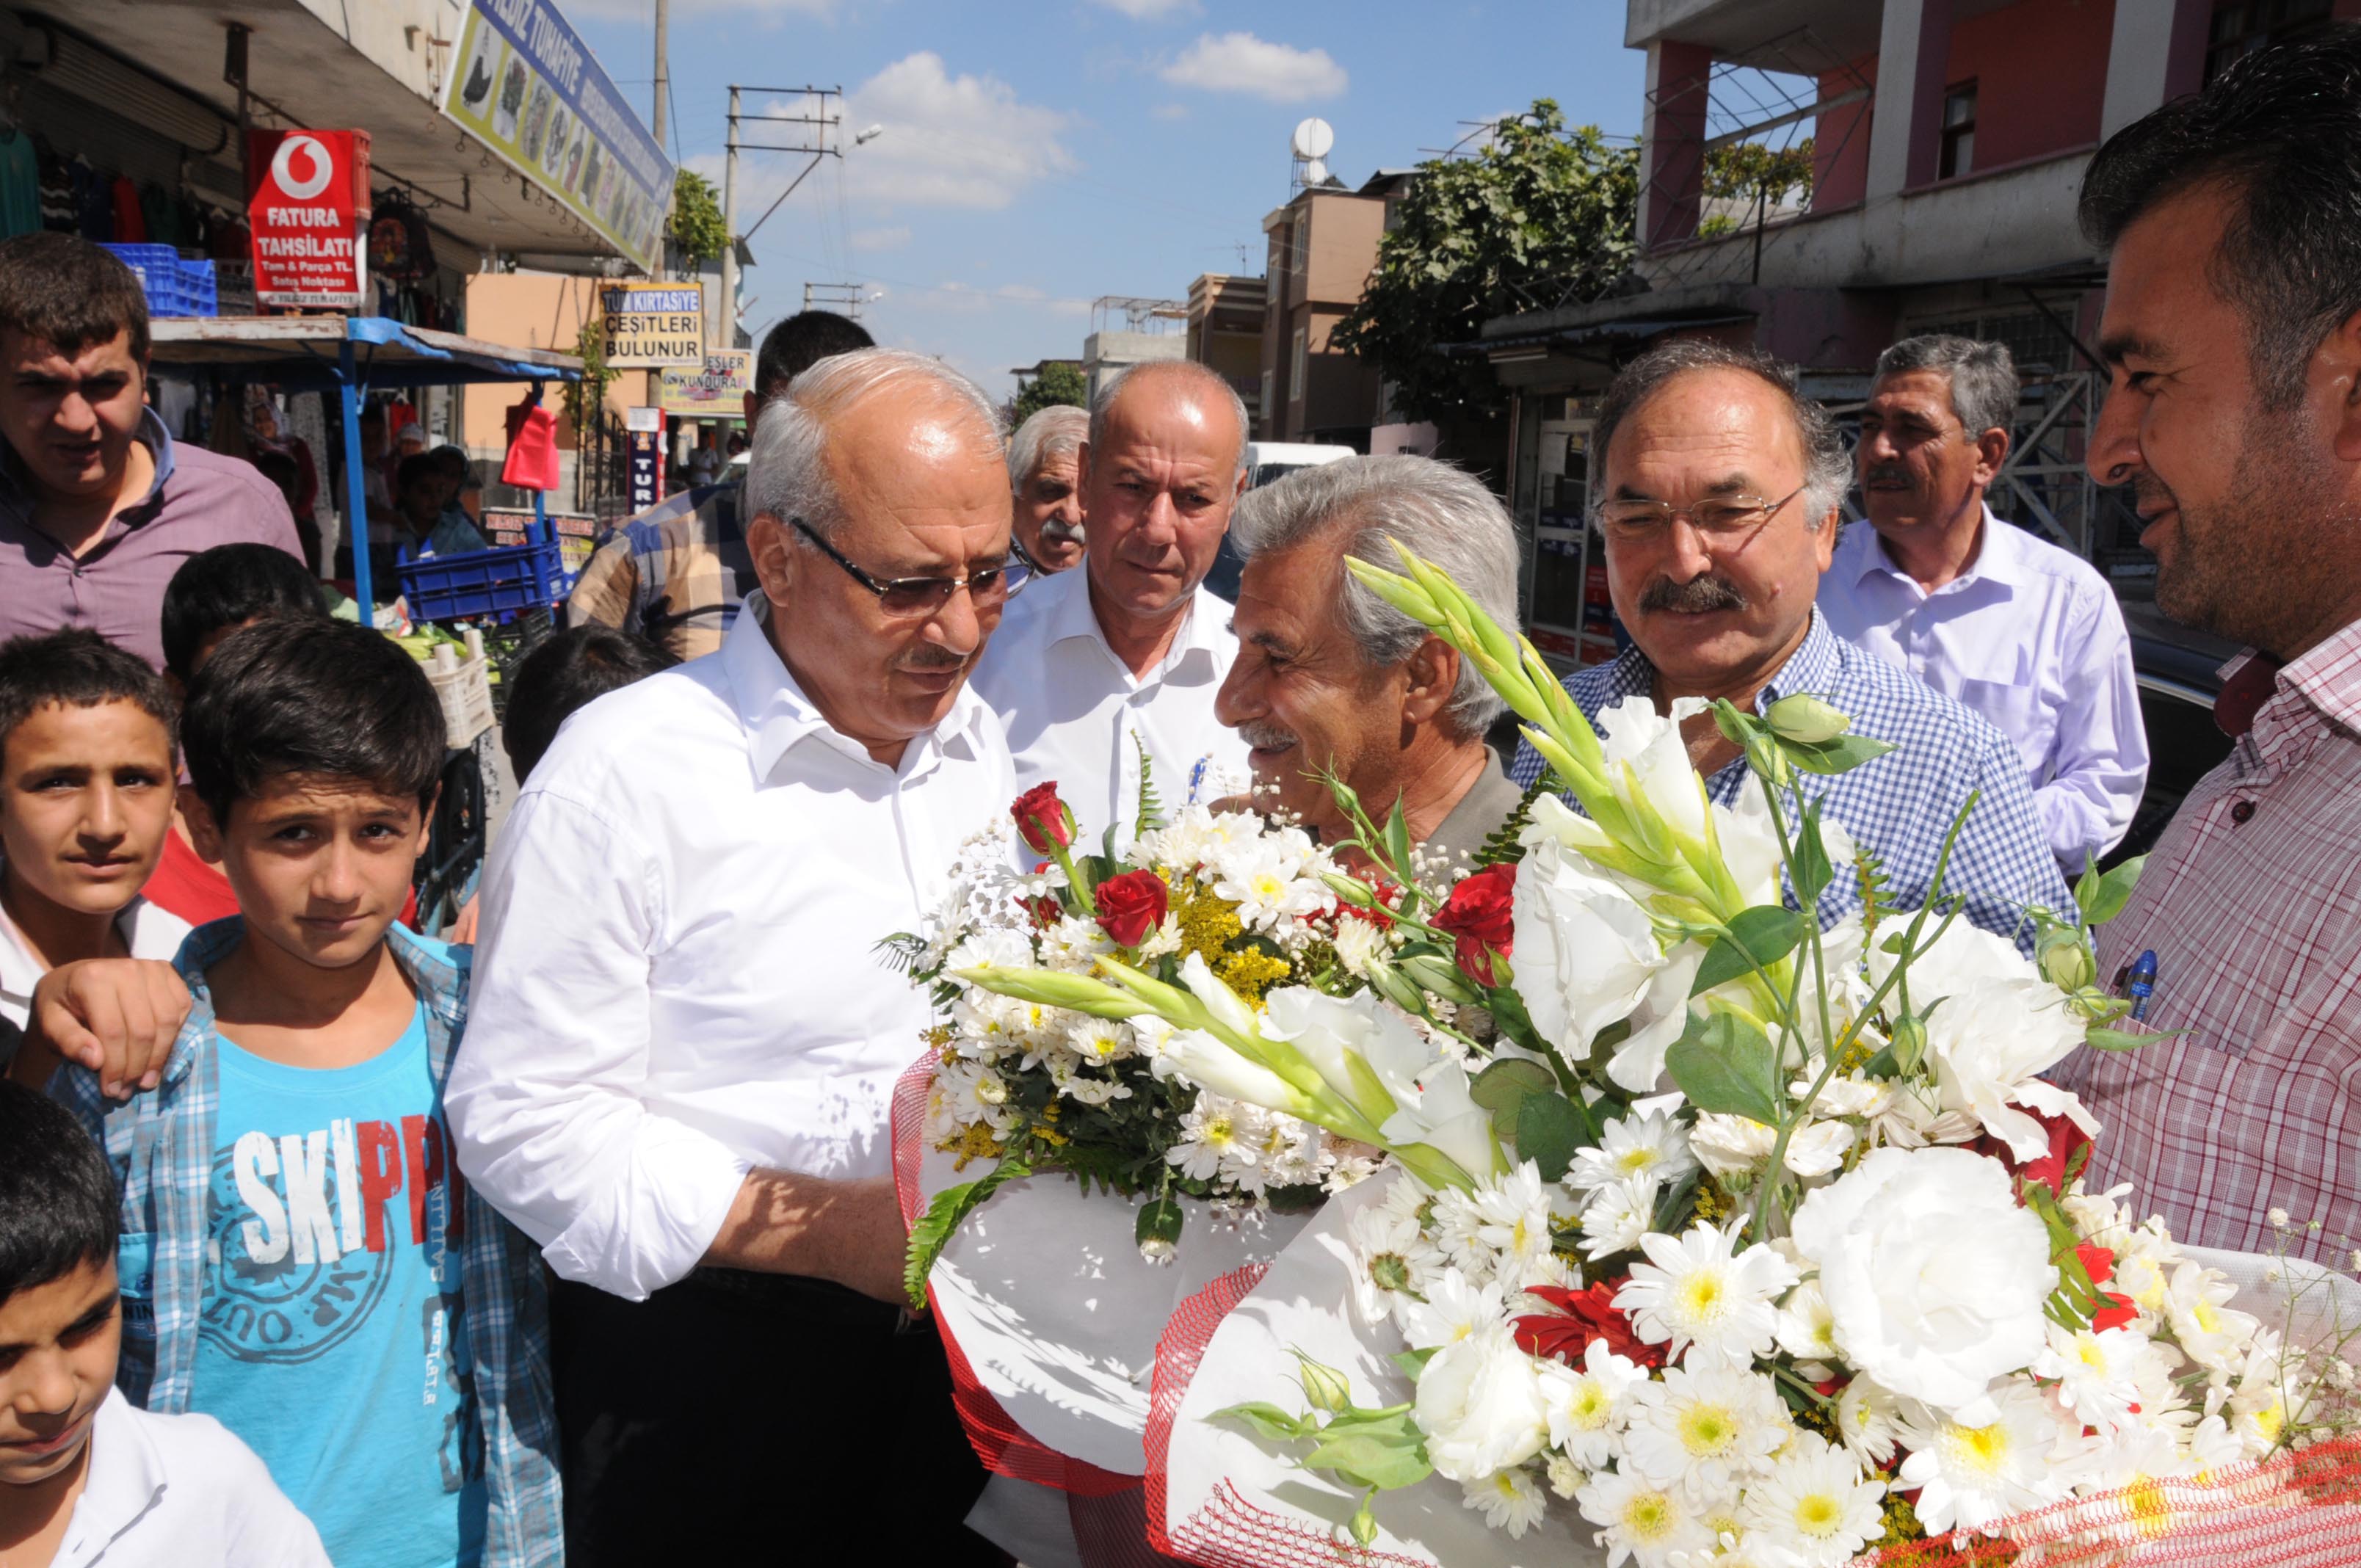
[1512, 1280, 1665, 1370]
[1432, 863, 1516, 987]
[1012, 783, 1075, 854]
[1093, 869, 1170, 949]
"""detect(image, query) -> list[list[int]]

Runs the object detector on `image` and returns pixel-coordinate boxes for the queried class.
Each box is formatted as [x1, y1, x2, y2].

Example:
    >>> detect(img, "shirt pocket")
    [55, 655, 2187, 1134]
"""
[1956, 673, 2056, 780]
[114, 1233, 159, 1382]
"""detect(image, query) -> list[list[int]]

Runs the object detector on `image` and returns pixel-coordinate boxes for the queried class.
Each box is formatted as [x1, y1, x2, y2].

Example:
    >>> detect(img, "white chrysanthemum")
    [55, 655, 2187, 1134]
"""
[1687, 1113, 1777, 1180]
[1538, 1337, 1648, 1467]
[1789, 1147, 2056, 1415]
[2034, 1320, 2160, 1434]
[1579, 1175, 1661, 1261]
[2164, 1263, 2260, 1376]
[1414, 1322, 1553, 1481]
[1397, 1268, 1505, 1351]
[1329, 913, 1390, 977]
[1472, 1164, 1560, 1276]
[1572, 1110, 1700, 1193]
[1049, 1062, 1132, 1108]
[1462, 1466, 1548, 1539]
[1577, 1466, 1715, 1568]
[1896, 1379, 2078, 1537]
[1211, 835, 1327, 930]
[948, 926, 1037, 977]
[1774, 1278, 1840, 1370]
[1738, 1431, 1885, 1568]
[1066, 1015, 1135, 1067]
[932, 1059, 1018, 1133]
[1346, 1202, 1444, 1326]
[1615, 1223, 1798, 1368]
[1427, 1186, 1498, 1281]
[1165, 1097, 1255, 1183]
[1253, 1114, 1330, 1191]
[1832, 1376, 1901, 1468]
[1038, 914, 1112, 970]
[1621, 1361, 1790, 1502]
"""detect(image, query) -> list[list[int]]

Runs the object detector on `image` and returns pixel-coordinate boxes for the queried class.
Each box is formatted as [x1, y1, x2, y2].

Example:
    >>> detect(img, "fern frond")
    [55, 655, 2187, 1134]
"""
[1134, 733, 1166, 833]
[1854, 849, 1896, 937]
[1471, 772, 1553, 869]
[874, 932, 929, 975]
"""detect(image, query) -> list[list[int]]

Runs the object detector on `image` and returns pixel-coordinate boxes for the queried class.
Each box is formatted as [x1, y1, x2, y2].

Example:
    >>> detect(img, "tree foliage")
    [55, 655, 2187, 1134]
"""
[670, 170, 728, 266]
[1330, 101, 1638, 422]
[1012, 361, 1088, 427]
[1703, 139, 1817, 203]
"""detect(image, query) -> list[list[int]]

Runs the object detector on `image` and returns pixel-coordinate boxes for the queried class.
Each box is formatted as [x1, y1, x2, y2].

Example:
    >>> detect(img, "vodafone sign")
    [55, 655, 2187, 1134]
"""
[246, 129, 372, 309]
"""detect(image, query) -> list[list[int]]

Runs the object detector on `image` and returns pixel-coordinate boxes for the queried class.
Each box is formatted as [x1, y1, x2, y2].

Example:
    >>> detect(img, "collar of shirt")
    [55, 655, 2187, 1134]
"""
[2224, 614, 2361, 763]
[0, 885, 184, 1025]
[1040, 564, 1226, 689]
[0, 405, 176, 527]
[1835, 502, 2023, 601]
[723, 587, 995, 785]
[57, 1390, 169, 1565]
[1592, 610, 1843, 798]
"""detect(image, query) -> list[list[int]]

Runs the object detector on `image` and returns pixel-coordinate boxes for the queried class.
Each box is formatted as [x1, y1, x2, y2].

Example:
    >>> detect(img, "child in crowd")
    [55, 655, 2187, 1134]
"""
[501, 625, 678, 784]
[142, 544, 329, 930]
[38, 617, 562, 1568]
[0, 1079, 330, 1566]
[0, 633, 189, 1075]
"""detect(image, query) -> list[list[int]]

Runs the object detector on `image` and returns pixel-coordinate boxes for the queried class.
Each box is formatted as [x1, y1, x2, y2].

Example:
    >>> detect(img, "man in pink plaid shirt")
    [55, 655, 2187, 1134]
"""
[2059, 27, 2361, 1263]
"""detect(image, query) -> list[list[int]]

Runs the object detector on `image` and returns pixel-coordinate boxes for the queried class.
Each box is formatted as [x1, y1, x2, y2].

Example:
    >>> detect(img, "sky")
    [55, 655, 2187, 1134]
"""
[558, 0, 1647, 401]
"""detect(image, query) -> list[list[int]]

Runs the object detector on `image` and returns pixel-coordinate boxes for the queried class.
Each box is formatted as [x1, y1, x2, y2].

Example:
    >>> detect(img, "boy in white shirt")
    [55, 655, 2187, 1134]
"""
[0, 1078, 327, 1566]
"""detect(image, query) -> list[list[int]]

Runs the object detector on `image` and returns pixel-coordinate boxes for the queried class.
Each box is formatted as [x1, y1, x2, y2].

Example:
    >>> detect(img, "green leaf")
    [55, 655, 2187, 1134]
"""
[1691, 905, 1808, 995]
[1781, 733, 1896, 775]
[1515, 1092, 1586, 1183]
[1390, 1346, 1438, 1379]
[902, 1153, 1033, 1310]
[2086, 1026, 2180, 1052]
[1470, 1056, 1558, 1139]
[1382, 797, 1414, 882]
[1214, 1401, 1310, 1443]
[1791, 799, 1833, 907]
[2075, 854, 2145, 929]
[1664, 1010, 1780, 1124]
[1131, 732, 1166, 834]
[1302, 1408, 1433, 1492]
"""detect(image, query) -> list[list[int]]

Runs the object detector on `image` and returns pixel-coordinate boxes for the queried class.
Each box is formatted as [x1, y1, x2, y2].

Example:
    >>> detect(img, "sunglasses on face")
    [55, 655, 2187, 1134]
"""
[791, 518, 1032, 615]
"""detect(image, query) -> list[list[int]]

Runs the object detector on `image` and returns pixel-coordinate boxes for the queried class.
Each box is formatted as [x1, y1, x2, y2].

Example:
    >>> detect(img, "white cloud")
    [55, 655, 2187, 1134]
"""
[1159, 33, 1346, 103]
[995, 283, 1046, 300]
[850, 225, 912, 252]
[566, 0, 832, 18]
[1087, 0, 1200, 18]
[840, 53, 1078, 210]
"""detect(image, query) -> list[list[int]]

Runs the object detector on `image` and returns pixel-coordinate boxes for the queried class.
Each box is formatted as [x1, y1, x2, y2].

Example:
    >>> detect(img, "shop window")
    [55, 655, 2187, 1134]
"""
[1938, 82, 1976, 181]
[2206, 0, 2333, 83]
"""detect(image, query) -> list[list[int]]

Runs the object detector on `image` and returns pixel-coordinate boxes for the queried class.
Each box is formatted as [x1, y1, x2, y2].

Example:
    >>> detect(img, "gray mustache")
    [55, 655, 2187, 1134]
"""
[1038, 518, 1085, 546]
[1642, 574, 1748, 614]
[1236, 722, 1296, 750]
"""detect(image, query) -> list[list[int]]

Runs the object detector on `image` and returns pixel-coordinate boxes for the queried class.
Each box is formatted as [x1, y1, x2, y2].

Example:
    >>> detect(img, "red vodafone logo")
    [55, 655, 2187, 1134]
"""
[269, 134, 334, 201]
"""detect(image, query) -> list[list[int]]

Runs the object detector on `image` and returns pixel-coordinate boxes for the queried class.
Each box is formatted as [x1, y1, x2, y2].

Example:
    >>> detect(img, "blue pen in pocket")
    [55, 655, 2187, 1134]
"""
[2128, 949, 2158, 1021]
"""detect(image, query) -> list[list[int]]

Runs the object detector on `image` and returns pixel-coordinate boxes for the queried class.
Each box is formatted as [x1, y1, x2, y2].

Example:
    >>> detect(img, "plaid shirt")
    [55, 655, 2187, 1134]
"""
[1511, 611, 2073, 951]
[2057, 620, 2361, 1263]
[53, 919, 563, 1567]
[566, 480, 752, 661]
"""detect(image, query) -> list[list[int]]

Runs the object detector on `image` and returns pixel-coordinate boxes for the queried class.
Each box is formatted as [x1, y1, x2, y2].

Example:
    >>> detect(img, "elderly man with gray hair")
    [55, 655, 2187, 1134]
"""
[1818, 333, 2147, 868]
[1216, 454, 1529, 865]
[452, 346, 1013, 1562]
[1007, 402, 1089, 573]
[1509, 339, 2070, 948]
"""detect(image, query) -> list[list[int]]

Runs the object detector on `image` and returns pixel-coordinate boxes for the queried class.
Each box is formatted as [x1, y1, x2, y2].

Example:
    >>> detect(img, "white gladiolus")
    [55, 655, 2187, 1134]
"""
[1510, 815, 1670, 1063]
[1791, 1147, 2056, 1416]
[1259, 986, 1432, 1125]
[1377, 1054, 1501, 1181]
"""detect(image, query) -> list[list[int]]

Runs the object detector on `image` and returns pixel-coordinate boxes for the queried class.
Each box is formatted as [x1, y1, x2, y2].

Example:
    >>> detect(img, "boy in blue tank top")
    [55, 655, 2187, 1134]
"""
[22, 617, 561, 1568]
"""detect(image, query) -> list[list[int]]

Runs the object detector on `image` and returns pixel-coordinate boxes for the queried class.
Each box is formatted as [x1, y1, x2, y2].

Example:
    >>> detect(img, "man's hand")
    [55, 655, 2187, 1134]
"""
[21, 959, 192, 1099]
[703, 1170, 908, 1304]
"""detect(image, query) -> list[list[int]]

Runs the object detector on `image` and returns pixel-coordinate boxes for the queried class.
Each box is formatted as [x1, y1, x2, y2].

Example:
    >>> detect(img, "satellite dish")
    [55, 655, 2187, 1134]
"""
[1303, 157, 1329, 186]
[1291, 117, 1335, 161]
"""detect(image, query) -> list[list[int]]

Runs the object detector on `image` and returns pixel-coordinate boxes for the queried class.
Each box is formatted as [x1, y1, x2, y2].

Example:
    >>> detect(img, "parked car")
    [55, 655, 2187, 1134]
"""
[1204, 441, 1357, 602]
[2110, 605, 2239, 866]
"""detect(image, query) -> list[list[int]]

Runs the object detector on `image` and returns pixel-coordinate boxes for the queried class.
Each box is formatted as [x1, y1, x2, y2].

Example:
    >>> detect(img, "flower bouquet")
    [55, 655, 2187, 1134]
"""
[955, 547, 2361, 1565]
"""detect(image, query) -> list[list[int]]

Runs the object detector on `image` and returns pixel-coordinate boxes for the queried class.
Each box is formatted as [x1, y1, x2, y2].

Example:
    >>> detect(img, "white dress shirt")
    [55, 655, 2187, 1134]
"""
[51, 1389, 330, 1567]
[0, 884, 189, 1036]
[1818, 506, 2150, 866]
[969, 566, 1250, 846]
[449, 592, 1015, 1300]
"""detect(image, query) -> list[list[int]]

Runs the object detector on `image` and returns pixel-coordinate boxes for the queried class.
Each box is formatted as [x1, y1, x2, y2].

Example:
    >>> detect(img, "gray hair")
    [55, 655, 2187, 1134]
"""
[747, 347, 1006, 542]
[1007, 404, 1089, 491]
[1088, 359, 1250, 476]
[1231, 454, 1519, 740]
[1874, 333, 2019, 438]
[1592, 339, 1852, 528]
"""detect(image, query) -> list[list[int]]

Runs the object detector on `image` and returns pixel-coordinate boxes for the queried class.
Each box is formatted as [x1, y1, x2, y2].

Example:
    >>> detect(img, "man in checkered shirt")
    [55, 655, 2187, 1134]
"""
[568, 311, 873, 661]
[2053, 29, 2361, 1263]
[1509, 340, 2072, 952]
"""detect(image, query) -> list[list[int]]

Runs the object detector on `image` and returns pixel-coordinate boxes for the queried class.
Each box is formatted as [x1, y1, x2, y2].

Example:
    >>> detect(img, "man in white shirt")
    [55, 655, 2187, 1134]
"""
[971, 360, 1252, 845]
[449, 349, 1018, 1564]
[1818, 335, 2148, 867]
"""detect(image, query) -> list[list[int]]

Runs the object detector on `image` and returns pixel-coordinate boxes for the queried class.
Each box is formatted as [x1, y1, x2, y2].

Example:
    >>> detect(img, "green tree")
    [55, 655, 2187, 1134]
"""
[670, 170, 728, 267]
[1330, 101, 1638, 422]
[1703, 139, 1817, 204]
[1012, 361, 1088, 427]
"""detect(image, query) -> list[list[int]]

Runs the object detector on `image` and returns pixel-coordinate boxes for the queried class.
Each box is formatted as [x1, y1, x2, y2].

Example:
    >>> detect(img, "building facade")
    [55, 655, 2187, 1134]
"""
[1257, 175, 1411, 447]
[1186, 272, 1266, 431]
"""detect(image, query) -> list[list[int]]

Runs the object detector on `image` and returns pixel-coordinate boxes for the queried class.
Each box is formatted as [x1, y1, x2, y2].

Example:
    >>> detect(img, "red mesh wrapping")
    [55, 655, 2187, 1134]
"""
[891, 1053, 1138, 1500]
[1860, 1436, 2361, 1567]
[1145, 1264, 1435, 1567]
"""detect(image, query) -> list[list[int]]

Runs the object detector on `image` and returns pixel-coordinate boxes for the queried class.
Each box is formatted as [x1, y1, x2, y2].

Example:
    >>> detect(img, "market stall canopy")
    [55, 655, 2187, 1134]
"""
[5, 0, 672, 272]
[150, 315, 583, 390]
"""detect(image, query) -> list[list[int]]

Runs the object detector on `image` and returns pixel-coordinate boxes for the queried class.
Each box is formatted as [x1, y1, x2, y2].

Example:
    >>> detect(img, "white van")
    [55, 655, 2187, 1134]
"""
[1207, 441, 1358, 600]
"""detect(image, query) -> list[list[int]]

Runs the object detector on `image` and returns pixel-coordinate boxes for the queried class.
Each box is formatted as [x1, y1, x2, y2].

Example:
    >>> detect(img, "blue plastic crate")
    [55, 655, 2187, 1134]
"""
[99, 246, 216, 318]
[394, 540, 571, 624]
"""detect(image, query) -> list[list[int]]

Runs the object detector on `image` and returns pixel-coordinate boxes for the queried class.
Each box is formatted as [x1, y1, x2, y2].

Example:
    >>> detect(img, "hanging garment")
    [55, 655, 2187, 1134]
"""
[0, 129, 38, 239]
[109, 175, 143, 242]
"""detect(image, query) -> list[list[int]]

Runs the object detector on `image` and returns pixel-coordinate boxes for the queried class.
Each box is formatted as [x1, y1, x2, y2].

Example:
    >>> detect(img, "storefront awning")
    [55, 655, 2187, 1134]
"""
[150, 315, 583, 390]
[1460, 311, 1758, 361]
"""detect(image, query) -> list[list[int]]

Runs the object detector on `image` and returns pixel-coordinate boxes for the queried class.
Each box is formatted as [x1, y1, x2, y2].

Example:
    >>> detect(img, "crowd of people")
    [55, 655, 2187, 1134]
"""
[0, 27, 2356, 1568]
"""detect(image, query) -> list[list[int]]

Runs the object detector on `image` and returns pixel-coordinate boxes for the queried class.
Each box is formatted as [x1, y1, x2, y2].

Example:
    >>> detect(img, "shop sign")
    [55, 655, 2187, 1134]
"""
[246, 130, 371, 308]
[658, 349, 752, 418]
[602, 283, 704, 368]
[442, 0, 674, 276]
[626, 409, 662, 511]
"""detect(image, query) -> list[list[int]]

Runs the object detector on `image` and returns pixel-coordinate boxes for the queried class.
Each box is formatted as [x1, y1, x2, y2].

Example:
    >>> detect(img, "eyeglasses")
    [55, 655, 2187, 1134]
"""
[791, 518, 1031, 615]
[1595, 484, 1809, 542]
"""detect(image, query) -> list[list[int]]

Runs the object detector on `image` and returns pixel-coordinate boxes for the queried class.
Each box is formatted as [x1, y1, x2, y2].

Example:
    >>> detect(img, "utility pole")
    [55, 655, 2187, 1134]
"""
[651, 0, 670, 158]
[717, 86, 846, 342]
[802, 281, 874, 321]
[720, 85, 741, 339]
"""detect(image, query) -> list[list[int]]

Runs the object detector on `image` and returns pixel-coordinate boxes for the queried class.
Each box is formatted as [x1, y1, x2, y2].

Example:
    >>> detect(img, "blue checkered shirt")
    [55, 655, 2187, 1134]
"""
[1510, 613, 2074, 951]
[51, 918, 563, 1568]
